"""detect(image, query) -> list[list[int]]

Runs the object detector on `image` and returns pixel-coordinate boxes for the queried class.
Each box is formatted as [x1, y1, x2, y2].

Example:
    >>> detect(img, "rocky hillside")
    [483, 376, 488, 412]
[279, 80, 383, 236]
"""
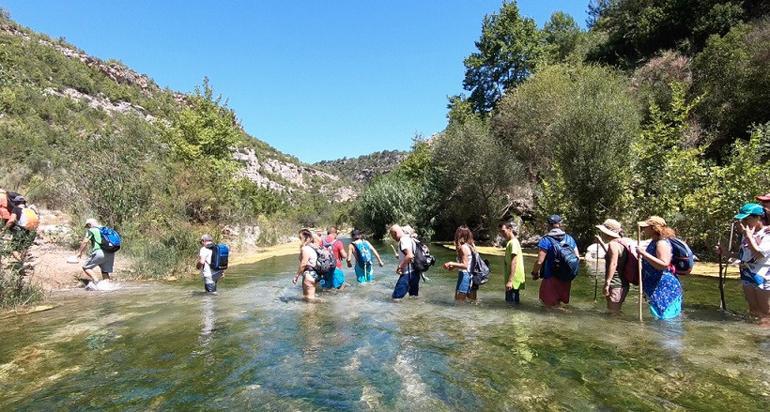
[314, 150, 407, 184]
[0, 14, 351, 200]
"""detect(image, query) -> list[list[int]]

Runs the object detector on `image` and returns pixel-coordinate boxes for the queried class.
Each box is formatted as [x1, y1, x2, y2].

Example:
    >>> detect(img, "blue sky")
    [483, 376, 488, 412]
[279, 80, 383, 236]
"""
[2, 1, 588, 163]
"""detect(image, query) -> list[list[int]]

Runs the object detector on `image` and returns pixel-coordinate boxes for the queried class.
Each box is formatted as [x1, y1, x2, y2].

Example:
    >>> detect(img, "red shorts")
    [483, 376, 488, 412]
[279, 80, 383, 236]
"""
[539, 277, 572, 306]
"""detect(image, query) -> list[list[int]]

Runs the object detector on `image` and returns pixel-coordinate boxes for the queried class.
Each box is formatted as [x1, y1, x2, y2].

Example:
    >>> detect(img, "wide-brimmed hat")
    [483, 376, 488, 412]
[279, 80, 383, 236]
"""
[638, 216, 667, 227]
[596, 219, 622, 238]
[755, 193, 770, 202]
[734, 203, 765, 220]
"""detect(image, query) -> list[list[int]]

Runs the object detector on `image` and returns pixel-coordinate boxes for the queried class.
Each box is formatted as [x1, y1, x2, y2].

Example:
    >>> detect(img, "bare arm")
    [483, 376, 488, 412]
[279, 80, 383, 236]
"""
[346, 244, 354, 265]
[398, 244, 414, 273]
[639, 241, 672, 270]
[77, 235, 90, 258]
[531, 249, 547, 279]
[605, 243, 619, 284]
[507, 253, 517, 287]
[368, 241, 384, 266]
[294, 247, 310, 283]
[443, 244, 471, 271]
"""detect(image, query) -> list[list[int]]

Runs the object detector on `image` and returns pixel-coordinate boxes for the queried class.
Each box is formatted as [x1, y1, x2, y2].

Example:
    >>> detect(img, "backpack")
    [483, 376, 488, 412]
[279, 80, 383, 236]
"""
[546, 236, 580, 282]
[669, 237, 695, 275]
[17, 207, 40, 231]
[353, 241, 373, 266]
[99, 226, 122, 252]
[469, 246, 491, 286]
[312, 244, 337, 275]
[616, 238, 640, 285]
[411, 239, 436, 272]
[207, 243, 230, 273]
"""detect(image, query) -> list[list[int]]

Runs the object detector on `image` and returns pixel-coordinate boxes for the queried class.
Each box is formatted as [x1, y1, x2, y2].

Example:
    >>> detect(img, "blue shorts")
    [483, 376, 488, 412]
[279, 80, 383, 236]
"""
[355, 263, 374, 283]
[456, 271, 473, 294]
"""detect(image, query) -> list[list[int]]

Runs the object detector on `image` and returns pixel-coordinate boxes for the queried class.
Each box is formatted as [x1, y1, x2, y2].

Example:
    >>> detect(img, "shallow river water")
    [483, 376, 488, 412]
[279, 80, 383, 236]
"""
[1, 242, 769, 411]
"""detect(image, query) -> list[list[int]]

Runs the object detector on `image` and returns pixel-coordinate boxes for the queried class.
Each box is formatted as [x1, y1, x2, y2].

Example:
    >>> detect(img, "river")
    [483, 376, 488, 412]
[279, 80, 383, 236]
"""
[1, 242, 768, 410]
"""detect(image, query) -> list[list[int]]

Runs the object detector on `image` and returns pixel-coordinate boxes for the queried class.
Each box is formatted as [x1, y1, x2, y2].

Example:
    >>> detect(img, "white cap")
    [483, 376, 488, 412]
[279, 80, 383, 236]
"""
[85, 218, 99, 227]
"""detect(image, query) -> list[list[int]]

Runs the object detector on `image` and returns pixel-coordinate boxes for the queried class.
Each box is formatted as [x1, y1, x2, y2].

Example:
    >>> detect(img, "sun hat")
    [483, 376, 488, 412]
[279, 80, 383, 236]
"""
[596, 219, 622, 238]
[547, 214, 562, 225]
[734, 203, 765, 220]
[84, 218, 99, 227]
[638, 216, 667, 227]
[755, 193, 770, 202]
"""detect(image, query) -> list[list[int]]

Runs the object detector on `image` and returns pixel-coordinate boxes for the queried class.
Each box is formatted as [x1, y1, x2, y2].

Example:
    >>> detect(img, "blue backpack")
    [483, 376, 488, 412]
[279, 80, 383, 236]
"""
[208, 243, 230, 273]
[99, 226, 122, 252]
[354, 241, 373, 266]
[547, 236, 580, 282]
[669, 238, 695, 275]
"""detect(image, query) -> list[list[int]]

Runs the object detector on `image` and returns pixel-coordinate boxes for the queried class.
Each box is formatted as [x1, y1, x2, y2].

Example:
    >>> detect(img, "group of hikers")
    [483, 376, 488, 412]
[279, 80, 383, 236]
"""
[276, 195, 770, 326]
[1, 187, 121, 289]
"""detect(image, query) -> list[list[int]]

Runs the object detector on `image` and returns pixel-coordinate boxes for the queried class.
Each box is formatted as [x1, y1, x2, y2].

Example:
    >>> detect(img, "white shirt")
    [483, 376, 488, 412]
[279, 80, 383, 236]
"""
[199, 246, 212, 278]
[398, 236, 415, 273]
[739, 230, 770, 288]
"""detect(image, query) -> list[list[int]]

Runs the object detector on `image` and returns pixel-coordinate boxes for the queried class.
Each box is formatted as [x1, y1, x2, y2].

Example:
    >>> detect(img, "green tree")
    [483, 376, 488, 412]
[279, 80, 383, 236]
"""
[588, 0, 758, 68]
[692, 20, 770, 155]
[462, 1, 543, 113]
[543, 11, 582, 63]
[353, 172, 421, 240]
[425, 115, 522, 239]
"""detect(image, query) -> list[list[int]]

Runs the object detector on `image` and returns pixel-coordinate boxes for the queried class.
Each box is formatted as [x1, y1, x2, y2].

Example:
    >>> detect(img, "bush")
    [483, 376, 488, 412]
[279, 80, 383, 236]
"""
[353, 172, 422, 240]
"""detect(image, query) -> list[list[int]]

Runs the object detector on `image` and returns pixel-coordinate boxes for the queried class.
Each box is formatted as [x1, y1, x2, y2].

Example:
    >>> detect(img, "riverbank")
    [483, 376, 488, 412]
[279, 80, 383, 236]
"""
[436, 243, 739, 278]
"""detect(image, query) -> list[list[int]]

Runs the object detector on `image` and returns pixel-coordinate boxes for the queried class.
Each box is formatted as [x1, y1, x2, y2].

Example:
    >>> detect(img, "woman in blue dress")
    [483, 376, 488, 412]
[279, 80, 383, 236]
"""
[636, 216, 683, 320]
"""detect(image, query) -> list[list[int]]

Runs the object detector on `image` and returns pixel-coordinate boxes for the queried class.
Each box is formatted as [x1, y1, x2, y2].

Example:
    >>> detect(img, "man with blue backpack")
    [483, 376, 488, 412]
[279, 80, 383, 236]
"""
[531, 215, 580, 308]
[77, 218, 121, 287]
[197, 234, 229, 294]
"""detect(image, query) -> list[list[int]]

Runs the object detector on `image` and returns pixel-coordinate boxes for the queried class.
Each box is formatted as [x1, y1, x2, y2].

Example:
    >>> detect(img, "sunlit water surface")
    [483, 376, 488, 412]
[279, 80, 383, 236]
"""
[1, 243, 768, 410]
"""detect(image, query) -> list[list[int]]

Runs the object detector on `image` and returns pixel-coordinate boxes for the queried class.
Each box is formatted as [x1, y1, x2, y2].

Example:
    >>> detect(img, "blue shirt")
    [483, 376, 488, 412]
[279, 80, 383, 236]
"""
[538, 234, 577, 279]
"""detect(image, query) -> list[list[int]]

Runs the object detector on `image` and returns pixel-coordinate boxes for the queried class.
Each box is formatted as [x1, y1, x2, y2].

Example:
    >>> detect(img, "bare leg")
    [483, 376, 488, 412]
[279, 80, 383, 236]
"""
[454, 292, 466, 303]
[756, 288, 770, 327]
[303, 277, 317, 302]
[744, 284, 760, 318]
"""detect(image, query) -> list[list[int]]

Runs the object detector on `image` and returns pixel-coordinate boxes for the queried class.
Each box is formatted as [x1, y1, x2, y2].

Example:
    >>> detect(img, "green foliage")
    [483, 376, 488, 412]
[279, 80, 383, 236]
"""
[462, 1, 543, 113]
[353, 172, 421, 240]
[588, 0, 761, 68]
[692, 20, 770, 151]
[424, 115, 522, 240]
[397, 137, 433, 182]
[0, 236, 43, 308]
[543, 11, 582, 63]
[494, 64, 640, 242]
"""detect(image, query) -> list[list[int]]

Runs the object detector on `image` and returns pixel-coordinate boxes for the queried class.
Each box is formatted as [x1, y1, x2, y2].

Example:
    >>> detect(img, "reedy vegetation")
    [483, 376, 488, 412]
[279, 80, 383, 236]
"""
[354, 1, 770, 254]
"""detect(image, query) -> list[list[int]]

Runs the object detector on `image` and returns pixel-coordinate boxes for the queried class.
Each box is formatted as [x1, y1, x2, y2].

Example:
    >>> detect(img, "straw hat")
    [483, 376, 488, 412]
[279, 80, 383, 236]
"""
[595, 219, 622, 238]
[638, 216, 667, 227]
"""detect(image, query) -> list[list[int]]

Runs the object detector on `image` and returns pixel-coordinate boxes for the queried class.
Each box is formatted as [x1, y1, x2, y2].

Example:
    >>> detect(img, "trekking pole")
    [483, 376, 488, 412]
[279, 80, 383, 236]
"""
[637, 224, 644, 322]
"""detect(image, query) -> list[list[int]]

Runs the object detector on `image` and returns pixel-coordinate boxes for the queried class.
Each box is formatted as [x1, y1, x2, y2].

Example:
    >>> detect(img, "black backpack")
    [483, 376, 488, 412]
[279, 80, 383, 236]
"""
[411, 239, 435, 272]
[469, 246, 491, 286]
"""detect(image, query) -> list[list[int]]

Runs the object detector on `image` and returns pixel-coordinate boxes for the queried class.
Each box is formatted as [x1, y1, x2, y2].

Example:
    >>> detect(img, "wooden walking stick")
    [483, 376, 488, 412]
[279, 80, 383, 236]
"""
[637, 224, 644, 322]
[722, 221, 736, 311]
[593, 236, 608, 303]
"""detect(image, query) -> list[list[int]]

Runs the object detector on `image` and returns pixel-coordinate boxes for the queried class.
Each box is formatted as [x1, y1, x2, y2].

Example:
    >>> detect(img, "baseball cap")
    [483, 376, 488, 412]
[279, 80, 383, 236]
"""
[734, 203, 765, 220]
[200, 234, 213, 242]
[84, 218, 99, 227]
[547, 214, 562, 225]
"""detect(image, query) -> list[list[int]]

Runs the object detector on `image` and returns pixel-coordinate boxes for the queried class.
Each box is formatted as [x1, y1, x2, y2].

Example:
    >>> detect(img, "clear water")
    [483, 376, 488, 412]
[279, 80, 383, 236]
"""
[1, 243, 769, 410]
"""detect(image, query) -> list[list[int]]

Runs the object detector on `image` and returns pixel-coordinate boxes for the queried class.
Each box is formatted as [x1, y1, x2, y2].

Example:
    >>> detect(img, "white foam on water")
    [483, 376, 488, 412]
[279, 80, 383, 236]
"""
[85, 280, 121, 292]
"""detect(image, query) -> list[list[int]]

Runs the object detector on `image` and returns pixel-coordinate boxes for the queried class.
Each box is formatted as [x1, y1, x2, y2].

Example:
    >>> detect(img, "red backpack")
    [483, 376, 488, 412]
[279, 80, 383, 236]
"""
[616, 238, 640, 285]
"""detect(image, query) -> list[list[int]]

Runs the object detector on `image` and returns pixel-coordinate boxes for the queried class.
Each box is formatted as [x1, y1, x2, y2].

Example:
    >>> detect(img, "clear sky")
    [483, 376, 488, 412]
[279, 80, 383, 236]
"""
[1, 1, 588, 163]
